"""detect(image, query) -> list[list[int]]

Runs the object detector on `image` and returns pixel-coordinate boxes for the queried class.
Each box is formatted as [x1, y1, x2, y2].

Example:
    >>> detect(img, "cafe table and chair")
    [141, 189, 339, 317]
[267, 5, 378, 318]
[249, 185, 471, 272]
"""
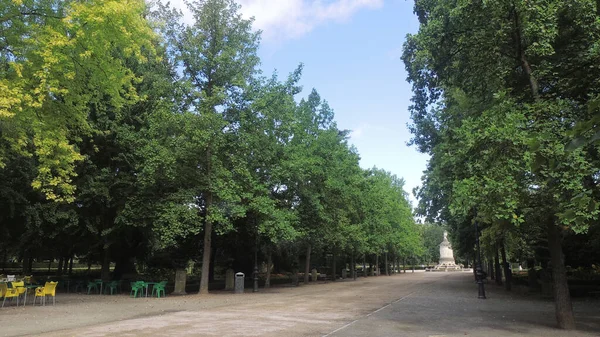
[1, 282, 21, 307]
[129, 281, 145, 298]
[87, 279, 103, 294]
[151, 281, 167, 298]
[143, 282, 159, 297]
[34, 281, 58, 306]
[21, 283, 43, 306]
[103, 281, 119, 295]
[1, 281, 26, 307]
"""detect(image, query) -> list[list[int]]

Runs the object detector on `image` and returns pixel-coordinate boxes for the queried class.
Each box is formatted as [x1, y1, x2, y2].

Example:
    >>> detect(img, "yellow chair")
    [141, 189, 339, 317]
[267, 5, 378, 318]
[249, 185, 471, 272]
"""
[1, 282, 22, 307]
[34, 281, 58, 306]
[11, 281, 25, 292]
[0, 283, 7, 301]
[12, 281, 26, 297]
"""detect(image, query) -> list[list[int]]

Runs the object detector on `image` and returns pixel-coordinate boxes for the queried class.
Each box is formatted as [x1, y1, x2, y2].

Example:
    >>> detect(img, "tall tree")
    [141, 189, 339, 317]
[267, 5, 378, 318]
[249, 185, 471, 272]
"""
[150, 0, 260, 294]
[403, 0, 600, 329]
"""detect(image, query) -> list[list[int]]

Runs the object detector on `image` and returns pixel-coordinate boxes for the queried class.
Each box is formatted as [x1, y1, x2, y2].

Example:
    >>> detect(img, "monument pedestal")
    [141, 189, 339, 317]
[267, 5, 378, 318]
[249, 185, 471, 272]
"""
[430, 231, 463, 272]
[172, 269, 188, 295]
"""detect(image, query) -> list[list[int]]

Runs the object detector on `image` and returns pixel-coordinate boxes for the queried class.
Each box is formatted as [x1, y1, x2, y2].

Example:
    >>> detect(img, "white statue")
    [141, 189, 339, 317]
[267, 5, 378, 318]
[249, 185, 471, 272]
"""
[434, 231, 460, 270]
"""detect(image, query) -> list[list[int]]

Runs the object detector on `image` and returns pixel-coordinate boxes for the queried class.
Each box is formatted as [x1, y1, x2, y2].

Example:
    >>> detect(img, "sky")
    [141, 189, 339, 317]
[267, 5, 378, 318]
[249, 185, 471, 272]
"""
[165, 0, 429, 206]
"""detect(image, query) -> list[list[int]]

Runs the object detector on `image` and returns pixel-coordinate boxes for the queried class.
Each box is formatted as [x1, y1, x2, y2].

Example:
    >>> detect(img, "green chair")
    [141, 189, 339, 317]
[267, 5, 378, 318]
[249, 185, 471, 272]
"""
[130, 281, 145, 298]
[151, 281, 167, 298]
[104, 281, 119, 295]
[86, 280, 99, 294]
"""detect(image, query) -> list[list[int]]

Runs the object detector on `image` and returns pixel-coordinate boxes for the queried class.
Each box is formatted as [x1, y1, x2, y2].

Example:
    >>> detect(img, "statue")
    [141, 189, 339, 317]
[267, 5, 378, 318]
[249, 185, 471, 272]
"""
[434, 231, 461, 271]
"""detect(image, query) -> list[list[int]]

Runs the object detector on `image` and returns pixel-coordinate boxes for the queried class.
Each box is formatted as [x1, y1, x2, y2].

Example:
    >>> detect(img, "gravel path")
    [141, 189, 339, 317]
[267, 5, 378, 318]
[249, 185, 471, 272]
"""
[1, 272, 598, 336]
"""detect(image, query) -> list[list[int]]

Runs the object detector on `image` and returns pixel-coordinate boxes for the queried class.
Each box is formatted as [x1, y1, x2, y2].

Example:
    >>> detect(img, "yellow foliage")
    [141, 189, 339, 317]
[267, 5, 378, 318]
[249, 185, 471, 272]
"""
[1, 0, 156, 202]
[0, 81, 22, 118]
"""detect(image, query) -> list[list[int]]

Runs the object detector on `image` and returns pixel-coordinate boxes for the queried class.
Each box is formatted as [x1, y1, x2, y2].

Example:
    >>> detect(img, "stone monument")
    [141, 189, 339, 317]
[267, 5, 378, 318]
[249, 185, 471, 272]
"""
[434, 231, 462, 271]
[172, 269, 187, 295]
[225, 269, 234, 291]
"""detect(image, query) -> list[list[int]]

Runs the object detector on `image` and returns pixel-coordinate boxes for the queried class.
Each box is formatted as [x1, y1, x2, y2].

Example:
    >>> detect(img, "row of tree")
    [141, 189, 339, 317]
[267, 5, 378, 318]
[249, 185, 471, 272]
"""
[403, 0, 600, 330]
[0, 0, 422, 293]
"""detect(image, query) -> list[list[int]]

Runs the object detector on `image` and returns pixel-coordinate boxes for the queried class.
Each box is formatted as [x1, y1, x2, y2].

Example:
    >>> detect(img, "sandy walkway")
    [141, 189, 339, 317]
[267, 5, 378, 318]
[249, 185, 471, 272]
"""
[1, 274, 422, 337]
[1, 272, 598, 337]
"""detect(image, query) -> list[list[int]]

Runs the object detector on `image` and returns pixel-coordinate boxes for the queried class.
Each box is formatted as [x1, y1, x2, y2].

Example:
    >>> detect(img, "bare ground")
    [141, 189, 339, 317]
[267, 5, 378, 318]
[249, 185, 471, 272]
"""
[1, 272, 598, 337]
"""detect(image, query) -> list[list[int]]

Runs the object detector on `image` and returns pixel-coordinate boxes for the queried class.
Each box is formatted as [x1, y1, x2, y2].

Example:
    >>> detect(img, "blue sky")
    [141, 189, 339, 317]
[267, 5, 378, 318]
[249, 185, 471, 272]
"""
[168, 0, 428, 205]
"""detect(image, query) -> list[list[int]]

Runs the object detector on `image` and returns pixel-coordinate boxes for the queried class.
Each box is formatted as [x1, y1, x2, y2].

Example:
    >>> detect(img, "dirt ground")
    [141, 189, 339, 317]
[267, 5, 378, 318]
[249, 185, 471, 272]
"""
[1, 272, 598, 337]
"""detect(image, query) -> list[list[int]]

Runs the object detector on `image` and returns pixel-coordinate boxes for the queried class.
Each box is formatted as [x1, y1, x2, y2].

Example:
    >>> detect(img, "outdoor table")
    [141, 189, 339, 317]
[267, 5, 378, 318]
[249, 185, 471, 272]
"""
[20, 284, 41, 306]
[144, 282, 158, 297]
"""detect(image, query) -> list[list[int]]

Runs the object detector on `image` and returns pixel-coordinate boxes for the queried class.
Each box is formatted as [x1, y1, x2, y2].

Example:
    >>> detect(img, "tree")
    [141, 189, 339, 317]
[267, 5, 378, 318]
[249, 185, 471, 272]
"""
[420, 223, 445, 266]
[403, 0, 600, 329]
[0, 0, 155, 201]
[144, 0, 260, 294]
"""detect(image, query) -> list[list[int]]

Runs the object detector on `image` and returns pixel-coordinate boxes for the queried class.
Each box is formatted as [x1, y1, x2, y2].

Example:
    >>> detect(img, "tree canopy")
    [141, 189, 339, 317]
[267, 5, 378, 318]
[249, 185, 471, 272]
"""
[0, 0, 421, 298]
[403, 0, 600, 330]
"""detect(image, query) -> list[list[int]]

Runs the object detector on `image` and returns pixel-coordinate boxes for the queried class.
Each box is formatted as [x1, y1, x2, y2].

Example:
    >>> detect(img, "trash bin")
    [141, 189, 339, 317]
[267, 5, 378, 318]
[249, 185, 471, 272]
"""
[234, 272, 245, 294]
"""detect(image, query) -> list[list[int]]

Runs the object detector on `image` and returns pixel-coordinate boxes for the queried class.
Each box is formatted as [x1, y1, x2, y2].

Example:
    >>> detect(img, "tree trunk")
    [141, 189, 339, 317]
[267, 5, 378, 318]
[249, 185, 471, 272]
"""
[363, 256, 367, 277]
[403, 257, 406, 273]
[209, 242, 217, 282]
[113, 255, 137, 280]
[69, 255, 74, 275]
[385, 252, 389, 276]
[199, 189, 213, 294]
[527, 258, 537, 291]
[200, 144, 214, 295]
[2, 247, 6, 272]
[293, 254, 300, 286]
[304, 244, 311, 284]
[375, 254, 379, 276]
[265, 250, 272, 289]
[500, 243, 511, 291]
[101, 246, 111, 281]
[547, 224, 576, 329]
[57, 257, 64, 276]
[512, 6, 540, 100]
[47, 259, 52, 272]
[351, 253, 356, 280]
[332, 250, 337, 281]
[495, 248, 503, 286]
[22, 250, 29, 274]
[489, 257, 495, 280]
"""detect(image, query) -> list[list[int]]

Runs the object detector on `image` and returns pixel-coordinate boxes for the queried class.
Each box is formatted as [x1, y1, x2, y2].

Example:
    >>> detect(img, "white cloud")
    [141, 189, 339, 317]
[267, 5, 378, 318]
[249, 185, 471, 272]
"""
[350, 127, 364, 139]
[165, 0, 384, 43]
[349, 123, 389, 140]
